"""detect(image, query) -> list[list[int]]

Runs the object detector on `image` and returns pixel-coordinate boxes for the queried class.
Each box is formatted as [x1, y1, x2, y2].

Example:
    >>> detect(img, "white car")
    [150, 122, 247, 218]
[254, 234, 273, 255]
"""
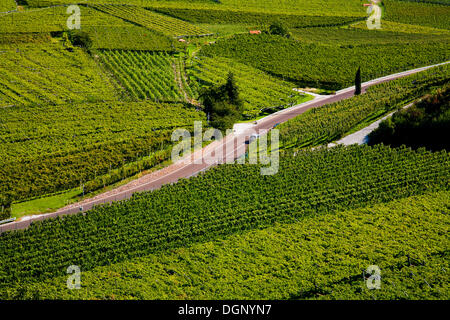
[249, 133, 260, 143]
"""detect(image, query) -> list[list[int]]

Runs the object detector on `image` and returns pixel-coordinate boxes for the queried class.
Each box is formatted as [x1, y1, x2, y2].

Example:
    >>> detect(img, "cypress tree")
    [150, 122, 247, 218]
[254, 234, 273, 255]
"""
[355, 67, 362, 95]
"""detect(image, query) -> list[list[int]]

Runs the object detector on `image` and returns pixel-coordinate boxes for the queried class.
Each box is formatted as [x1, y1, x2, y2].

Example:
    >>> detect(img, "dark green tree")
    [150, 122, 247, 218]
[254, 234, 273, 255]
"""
[199, 72, 243, 131]
[68, 30, 93, 51]
[269, 21, 291, 38]
[225, 72, 240, 105]
[355, 67, 362, 95]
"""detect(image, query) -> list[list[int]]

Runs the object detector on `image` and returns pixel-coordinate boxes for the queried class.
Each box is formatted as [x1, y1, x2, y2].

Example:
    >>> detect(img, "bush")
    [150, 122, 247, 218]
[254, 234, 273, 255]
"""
[200, 72, 243, 131]
[368, 84, 450, 151]
[269, 21, 291, 38]
[67, 30, 93, 51]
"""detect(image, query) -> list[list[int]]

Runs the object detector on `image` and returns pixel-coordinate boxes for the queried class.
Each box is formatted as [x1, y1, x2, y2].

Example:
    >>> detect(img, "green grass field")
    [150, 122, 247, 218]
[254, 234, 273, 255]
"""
[11, 189, 82, 219]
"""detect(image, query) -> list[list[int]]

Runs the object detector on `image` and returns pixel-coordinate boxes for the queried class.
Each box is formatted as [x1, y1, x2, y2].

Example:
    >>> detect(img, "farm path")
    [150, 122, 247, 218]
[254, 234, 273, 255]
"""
[329, 103, 414, 147]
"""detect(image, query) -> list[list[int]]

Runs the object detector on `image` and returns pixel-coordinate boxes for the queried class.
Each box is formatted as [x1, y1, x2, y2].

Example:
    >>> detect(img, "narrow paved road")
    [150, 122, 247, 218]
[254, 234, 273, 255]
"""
[329, 103, 414, 146]
[1, 61, 448, 233]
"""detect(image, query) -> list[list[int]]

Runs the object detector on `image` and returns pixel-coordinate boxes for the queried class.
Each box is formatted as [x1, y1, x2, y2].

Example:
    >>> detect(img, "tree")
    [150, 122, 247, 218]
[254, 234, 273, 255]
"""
[67, 30, 93, 51]
[355, 67, 362, 95]
[225, 72, 240, 105]
[269, 21, 291, 38]
[199, 72, 243, 131]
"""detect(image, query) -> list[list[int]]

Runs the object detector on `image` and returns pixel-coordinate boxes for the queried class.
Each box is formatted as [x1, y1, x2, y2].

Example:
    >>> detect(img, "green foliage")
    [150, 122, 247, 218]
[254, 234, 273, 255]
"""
[0, 42, 118, 107]
[3, 191, 448, 300]
[199, 72, 243, 130]
[24, 0, 367, 17]
[0, 205, 11, 221]
[86, 26, 177, 51]
[0, 5, 131, 33]
[0, 0, 16, 13]
[278, 64, 449, 149]
[269, 20, 290, 37]
[384, 0, 450, 30]
[0, 144, 448, 290]
[98, 50, 184, 102]
[93, 5, 210, 36]
[188, 55, 306, 118]
[67, 30, 92, 51]
[153, 7, 361, 28]
[202, 33, 449, 90]
[291, 26, 450, 45]
[0, 33, 51, 45]
[369, 84, 450, 150]
[0, 101, 205, 202]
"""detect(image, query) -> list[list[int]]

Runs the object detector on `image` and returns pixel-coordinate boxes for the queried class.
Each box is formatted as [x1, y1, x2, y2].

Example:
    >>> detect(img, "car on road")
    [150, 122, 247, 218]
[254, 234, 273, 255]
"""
[249, 133, 260, 143]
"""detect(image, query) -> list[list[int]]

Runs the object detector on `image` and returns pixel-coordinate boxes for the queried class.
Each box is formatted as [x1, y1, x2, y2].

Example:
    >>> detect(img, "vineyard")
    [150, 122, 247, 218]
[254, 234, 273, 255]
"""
[278, 64, 450, 149]
[98, 50, 184, 101]
[86, 25, 177, 51]
[0, 100, 205, 203]
[0, 145, 448, 293]
[384, 1, 450, 30]
[291, 26, 450, 45]
[202, 33, 450, 90]
[188, 55, 310, 117]
[0, 0, 448, 302]
[152, 7, 362, 28]
[93, 5, 210, 37]
[0, 42, 117, 107]
[0, 5, 131, 33]
[24, 0, 367, 16]
[0, 0, 16, 13]
[3, 191, 448, 300]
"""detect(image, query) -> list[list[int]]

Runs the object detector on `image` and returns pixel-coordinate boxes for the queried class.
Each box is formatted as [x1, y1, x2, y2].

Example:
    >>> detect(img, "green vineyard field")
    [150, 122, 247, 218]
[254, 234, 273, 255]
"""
[4, 191, 448, 300]
[202, 33, 450, 90]
[0, 42, 118, 107]
[0, 145, 448, 290]
[0, 0, 448, 302]
[0, 0, 16, 13]
[93, 5, 210, 37]
[384, 1, 450, 30]
[0, 5, 130, 33]
[0, 101, 205, 203]
[87, 25, 177, 51]
[152, 7, 362, 28]
[278, 64, 450, 149]
[98, 50, 184, 101]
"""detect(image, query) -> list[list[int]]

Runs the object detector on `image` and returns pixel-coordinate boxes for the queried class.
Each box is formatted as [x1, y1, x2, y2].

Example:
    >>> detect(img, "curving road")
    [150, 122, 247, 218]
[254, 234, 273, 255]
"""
[1, 61, 448, 233]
